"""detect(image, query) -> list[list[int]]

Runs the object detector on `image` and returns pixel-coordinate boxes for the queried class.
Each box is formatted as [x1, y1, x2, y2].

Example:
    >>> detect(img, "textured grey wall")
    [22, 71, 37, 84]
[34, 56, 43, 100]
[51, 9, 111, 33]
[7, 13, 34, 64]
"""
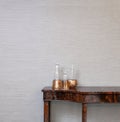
[0, 0, 120, 122]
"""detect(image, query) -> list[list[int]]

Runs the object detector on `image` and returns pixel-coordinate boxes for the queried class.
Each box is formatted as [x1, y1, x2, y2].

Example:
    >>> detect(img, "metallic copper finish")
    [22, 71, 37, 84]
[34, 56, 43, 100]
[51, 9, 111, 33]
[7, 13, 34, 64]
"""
[68, 79, 77, 88]
[52, 80, 63, 90]
[64, 80, 70, 90]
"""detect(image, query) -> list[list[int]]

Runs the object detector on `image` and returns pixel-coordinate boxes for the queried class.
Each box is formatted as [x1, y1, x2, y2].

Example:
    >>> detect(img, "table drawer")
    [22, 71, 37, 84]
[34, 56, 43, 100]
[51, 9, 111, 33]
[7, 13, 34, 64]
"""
[44, 92, 83, 102]
[84, 94, 114, 103]
[115, 94, 120, 103]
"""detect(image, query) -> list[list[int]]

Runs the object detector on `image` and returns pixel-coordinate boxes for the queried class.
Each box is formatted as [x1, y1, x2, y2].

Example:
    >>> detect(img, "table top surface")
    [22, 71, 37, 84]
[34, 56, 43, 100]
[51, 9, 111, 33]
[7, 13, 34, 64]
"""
[42, 86, 120, 94]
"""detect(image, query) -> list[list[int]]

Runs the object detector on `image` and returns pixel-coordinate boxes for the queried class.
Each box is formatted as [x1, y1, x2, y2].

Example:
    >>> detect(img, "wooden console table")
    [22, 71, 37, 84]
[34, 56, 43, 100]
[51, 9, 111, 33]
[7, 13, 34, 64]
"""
[42, 86, 120, 122]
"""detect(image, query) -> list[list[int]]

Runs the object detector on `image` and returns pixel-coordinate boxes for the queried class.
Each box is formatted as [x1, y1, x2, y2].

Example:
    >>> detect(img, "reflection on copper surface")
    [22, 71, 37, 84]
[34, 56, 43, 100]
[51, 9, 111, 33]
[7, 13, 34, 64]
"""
[52, 80, 63, 90]
[64, 80, 70, 90]
[68, 79, 77, 89]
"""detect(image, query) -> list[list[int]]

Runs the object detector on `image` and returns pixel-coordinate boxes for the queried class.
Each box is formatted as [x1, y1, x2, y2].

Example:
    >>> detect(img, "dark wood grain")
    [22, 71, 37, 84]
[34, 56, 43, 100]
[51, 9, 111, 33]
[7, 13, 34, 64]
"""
[42, 86, 120, 103]
[44, 101, 50, 122]
[42, 86, 120, 122]
[82, 103, 87, 122]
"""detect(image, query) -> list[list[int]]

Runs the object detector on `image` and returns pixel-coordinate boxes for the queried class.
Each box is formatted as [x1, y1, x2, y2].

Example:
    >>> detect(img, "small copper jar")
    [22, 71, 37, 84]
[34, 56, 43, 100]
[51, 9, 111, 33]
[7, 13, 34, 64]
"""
[64, 80, 70, 90]
[52, 80, 63, 90]
[68, 79, 77, 89]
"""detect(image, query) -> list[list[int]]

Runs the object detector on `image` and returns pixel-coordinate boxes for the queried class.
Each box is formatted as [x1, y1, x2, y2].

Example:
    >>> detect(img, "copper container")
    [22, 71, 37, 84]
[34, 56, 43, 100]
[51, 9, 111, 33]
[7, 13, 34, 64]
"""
[64, 80, 70, 90]
[68, 79, 77, 89]
[52, 80, 63, 90]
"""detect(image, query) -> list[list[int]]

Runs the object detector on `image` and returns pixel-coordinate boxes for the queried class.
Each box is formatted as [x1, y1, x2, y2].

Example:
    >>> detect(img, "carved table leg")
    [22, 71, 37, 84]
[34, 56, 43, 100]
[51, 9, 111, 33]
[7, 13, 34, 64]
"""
[82, 103, 87, 122]
[44, 101, 50, 122]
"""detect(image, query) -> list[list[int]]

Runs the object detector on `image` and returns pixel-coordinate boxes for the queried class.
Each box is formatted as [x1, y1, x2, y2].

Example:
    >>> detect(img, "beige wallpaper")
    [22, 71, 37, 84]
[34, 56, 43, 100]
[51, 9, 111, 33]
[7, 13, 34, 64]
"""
[0, 0, 120, 122]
